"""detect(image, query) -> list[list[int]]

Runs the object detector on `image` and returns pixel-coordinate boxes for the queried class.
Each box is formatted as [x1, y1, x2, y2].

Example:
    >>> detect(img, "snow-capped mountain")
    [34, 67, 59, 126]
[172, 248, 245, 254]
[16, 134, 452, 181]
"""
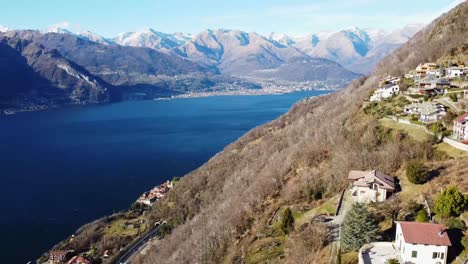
[269, 32, 296, 47]
[175, 29, 309, 75]
[78, 30, 114, 45]
[291, 24, 425, 73]
[113, 28, 189, 50]
[0, 25, 10, 32]
[14, 23, 425, 75]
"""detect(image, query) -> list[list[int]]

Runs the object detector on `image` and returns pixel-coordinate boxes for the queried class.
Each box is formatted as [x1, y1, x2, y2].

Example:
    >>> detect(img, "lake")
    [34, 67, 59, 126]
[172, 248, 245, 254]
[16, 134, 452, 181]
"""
[0, 90, 331, 263]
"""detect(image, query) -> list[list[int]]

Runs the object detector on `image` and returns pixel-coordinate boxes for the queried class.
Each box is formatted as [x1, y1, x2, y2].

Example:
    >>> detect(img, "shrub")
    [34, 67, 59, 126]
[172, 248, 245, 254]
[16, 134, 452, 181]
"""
[280, 208, 295, 234]
[450, 93, 459, 102]
[433, 186, 467, 218]
[405, 160, 429, 184]
[446, 217, 465, 230]
[159, 222, 173, 238]
[388, 259, 400, 264]
[341, 203, 381, 251]
[416, 209, 428, 222]
[462, 236, 468, 249]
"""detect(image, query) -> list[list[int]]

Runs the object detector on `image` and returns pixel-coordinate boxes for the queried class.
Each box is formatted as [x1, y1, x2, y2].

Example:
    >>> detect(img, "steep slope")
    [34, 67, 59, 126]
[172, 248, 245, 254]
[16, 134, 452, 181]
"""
[129, 2, 468, 264]
[2, 30, 212, 87]
[0, 34, 110, 107]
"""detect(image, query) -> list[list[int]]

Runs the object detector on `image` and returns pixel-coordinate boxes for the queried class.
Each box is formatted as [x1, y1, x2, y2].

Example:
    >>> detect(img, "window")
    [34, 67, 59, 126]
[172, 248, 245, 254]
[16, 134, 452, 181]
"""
[433, 252, 437, 259]
[411, 251, 417, 258]
[441, 252, 444, 259]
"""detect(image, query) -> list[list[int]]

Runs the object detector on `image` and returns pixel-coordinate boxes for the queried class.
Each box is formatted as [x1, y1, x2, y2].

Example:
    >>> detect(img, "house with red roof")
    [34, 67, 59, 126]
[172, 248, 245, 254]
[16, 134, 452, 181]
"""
[395, 221, 451, 264]
[453, 113, 468, 142]
[348, 170, 395, 203]
[67, 255, 91, 264]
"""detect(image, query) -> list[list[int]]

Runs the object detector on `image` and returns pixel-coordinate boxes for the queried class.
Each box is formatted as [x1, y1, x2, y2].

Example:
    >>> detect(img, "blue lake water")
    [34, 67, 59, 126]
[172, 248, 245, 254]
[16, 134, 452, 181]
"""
[0, 91, 331, 263]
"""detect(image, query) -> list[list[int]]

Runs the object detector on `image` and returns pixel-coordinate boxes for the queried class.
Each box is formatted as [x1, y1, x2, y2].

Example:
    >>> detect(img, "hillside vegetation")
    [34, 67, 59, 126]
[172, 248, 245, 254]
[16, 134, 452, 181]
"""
[130, 3, 468, 264]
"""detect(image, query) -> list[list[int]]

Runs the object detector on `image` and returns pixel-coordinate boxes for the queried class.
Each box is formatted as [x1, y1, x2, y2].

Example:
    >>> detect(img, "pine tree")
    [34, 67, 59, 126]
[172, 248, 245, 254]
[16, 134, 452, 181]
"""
[280, 207, 295, 234]
[341, 203, 381, 251]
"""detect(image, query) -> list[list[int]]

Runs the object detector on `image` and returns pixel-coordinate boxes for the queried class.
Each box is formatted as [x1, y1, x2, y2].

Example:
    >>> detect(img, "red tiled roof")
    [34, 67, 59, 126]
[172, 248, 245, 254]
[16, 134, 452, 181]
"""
[397, 221, 452, 246]
[454, 113, 468, 123]
[67, 255, 91, 264]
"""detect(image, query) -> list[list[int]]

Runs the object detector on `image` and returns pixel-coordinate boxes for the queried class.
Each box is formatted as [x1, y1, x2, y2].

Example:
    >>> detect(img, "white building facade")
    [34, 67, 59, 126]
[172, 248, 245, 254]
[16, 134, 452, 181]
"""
[348, 170, 395, 203]
[395, 222, 451, 264]
[453, 113, 468, 141]
[370, 84, 400, 102]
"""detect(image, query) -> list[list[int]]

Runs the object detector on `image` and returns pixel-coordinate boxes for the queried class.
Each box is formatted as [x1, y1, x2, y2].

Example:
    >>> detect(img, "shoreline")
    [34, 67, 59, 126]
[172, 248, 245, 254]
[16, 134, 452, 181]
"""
[1, 88, 336, 116]
[157, 87, 336, 100]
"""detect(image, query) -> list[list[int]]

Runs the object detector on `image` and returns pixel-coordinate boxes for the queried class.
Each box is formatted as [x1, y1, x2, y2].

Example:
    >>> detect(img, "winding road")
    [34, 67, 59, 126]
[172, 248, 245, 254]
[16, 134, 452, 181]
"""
[114, 224, 161, 264]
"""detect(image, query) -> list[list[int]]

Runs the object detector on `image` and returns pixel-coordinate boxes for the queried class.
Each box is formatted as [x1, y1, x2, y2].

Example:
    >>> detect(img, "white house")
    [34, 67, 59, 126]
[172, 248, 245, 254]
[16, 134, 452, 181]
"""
[370, 84, 400, 102]
[395, 221, 451, 264]
[446, 67, 464, 78]
[348, 170, 395, 203]
[381, 76, 401, 85]
[453, 113, 468, 142]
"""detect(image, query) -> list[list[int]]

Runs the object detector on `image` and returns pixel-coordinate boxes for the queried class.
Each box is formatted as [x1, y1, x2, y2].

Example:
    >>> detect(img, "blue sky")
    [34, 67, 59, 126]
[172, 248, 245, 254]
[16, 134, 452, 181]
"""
[0, 0, 465, 37]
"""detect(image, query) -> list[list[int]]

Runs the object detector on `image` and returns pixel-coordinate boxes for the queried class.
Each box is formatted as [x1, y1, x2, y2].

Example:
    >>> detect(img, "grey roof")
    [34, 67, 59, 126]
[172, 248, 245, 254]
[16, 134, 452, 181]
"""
[348, 170, 395, 190]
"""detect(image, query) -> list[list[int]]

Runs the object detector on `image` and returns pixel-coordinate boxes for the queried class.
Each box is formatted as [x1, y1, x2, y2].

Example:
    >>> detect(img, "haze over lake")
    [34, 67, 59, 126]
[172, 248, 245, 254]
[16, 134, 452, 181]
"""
[0, 91, 331, 263]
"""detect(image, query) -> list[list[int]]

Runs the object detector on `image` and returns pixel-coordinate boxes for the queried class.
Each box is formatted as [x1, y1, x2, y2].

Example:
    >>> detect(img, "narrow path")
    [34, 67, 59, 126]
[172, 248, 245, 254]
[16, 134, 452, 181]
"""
[327, 190, 352, 264]
[434, 97, 461, 112]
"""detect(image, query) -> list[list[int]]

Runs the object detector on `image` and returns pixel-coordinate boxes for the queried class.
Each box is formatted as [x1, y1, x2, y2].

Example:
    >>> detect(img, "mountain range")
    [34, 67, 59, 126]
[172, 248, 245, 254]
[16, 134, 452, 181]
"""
[38, 24, 423, 75]
[0, 23, 423, 111]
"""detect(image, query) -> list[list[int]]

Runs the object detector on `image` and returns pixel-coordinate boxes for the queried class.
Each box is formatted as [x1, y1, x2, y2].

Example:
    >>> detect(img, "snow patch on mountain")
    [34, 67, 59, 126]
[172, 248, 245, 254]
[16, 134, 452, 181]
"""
[0, 25, 10, 32]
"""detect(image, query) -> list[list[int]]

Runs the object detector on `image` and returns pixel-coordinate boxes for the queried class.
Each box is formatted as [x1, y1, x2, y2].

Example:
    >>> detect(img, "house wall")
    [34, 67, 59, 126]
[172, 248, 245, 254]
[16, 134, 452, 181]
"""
[395, 224, 448, 264]
[354, 186, 387, 203]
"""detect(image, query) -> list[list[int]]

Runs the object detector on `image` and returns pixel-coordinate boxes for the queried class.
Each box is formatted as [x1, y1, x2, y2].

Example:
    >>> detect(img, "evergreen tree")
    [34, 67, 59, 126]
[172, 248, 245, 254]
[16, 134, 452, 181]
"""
[341, 203, 381, 251]
[434, 186, 467, 218]
[406, 160, 429, 184]
[416, 209, 428, 222]
[280, 207, 295, 234]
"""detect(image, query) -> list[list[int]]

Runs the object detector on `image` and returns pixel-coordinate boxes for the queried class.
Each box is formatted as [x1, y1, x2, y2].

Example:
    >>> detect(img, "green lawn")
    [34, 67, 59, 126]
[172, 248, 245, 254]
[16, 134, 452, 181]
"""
[435, 143, 467, 159]
[379, 118, 430, 142]
[295, 195, 339, 226]
[103, 218, 145, 237]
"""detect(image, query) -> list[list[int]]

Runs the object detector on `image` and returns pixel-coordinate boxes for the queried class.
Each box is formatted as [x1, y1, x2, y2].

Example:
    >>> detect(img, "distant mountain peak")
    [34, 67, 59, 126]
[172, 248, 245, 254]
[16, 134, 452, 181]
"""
[0, 25, 10, 32]
[44, 22, 78, 35]
[269, 32, 295, 46]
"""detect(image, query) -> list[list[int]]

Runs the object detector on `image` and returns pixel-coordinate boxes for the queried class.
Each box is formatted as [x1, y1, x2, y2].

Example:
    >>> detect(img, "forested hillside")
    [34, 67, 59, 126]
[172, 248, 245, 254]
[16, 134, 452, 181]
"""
[133, 2, 468, 263]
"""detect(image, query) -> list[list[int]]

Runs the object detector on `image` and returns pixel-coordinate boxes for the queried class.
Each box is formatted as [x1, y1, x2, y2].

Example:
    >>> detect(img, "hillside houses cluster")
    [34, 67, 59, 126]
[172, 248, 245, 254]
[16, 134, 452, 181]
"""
[406, 62, 467, 95]
[136, 180, 174, 206]
[367, 61, 468, 146]
[370, 62, 467, 102]
[347, 169, 454, 264]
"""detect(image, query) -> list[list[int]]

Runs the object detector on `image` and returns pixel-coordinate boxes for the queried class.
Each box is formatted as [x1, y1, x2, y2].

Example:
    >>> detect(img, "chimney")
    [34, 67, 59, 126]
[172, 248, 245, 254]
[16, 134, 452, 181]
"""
[438, 229, 445, 237]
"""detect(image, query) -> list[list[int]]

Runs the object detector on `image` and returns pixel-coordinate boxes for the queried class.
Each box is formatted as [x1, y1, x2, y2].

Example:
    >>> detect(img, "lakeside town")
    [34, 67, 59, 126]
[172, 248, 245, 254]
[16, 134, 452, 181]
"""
[1, 78, 342, 116]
